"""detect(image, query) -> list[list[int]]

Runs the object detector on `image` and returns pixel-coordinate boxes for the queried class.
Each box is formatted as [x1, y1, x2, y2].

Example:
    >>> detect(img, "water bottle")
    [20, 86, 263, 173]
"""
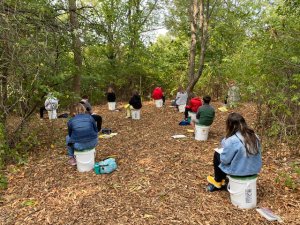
[94, 163, 100, 174]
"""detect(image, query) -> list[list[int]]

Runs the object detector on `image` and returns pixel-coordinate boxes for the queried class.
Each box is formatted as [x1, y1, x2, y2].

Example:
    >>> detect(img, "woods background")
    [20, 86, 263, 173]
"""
[0, 0, 299, 188]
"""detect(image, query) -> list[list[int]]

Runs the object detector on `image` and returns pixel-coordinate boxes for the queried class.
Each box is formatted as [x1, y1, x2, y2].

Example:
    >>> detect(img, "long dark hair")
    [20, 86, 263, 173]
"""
[226, 113, 259, 155]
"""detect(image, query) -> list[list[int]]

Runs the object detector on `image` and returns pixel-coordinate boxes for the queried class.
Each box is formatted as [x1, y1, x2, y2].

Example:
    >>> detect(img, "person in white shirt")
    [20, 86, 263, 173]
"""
[44, 93, 59, 119]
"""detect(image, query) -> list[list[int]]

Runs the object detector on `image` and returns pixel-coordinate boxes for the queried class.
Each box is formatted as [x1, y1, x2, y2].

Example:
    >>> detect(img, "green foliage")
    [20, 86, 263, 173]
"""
[21, 199, 37, 207]
[0, 123, 8, 170]
[275, 162, 300, 190]
[0, 123, 8, 189]
[210, 0, 300, 143]
[1, 0, 300, 173]
[0, 174, 8, 190]
[147, 35, 189, 96]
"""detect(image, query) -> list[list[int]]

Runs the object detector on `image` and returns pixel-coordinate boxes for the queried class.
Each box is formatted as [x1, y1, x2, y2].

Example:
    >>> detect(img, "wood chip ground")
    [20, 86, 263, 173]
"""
[0, 101, 299, 224]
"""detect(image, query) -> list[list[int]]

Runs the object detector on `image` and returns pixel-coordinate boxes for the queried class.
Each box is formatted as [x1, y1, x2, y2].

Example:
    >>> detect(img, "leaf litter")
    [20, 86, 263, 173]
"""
[0, 101, 299, 224]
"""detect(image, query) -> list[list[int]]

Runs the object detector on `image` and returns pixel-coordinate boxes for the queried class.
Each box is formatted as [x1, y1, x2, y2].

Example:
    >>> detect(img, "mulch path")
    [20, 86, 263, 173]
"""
[0, 101, 299, 225]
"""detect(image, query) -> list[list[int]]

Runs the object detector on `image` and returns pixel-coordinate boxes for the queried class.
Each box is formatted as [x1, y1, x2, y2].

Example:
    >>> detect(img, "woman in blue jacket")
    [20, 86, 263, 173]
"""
[66, 103, 98, 166]
[207, 112, 262, 191]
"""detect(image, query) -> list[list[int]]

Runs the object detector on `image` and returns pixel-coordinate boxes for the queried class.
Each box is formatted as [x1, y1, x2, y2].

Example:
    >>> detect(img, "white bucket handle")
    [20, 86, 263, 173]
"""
[74, 157, 94, 164]
[74, 149, 96, 163]
[227, 181, 251, 195]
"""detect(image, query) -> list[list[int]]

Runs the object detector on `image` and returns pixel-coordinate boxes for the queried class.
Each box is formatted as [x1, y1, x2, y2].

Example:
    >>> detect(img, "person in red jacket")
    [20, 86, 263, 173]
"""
[152, 86, 165, 105]
[184, 93, 202, 120]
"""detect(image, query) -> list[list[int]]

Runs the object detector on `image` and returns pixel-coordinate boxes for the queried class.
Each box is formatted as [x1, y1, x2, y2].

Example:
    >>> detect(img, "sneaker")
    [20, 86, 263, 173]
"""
[207, 184, 221, 192]
[69, 157, 76, 166]
[207, 175, 222, 189]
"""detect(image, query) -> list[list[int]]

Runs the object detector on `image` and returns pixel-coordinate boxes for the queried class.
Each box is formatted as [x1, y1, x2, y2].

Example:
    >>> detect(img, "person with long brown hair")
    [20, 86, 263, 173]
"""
[207, 113, 262, 191]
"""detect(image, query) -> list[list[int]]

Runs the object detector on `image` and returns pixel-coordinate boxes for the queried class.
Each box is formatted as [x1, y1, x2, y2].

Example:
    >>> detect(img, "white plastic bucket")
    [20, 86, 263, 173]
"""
[188, 112, 198, 123]
[131, 109, 141, 120]
[108, 102, 116, 110]
[227, 176, 257, 209]
[74, 149, 95, 172]
[155, 99, 163, 108]
[47, 110, 57, 119]
[195, 125, 210, 141]
[178, 104, 186, 113]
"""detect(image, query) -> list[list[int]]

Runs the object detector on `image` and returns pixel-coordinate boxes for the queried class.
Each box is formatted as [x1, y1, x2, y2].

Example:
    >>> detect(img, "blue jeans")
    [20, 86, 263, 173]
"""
[66, 135, 98, 157]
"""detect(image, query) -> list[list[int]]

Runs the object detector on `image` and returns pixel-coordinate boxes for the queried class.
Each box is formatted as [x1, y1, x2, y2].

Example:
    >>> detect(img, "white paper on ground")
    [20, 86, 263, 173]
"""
[172, 135, 187, 139]
[256, 208, 283, 223]
[214, 148, 224, 154]
[99, 133, 118, 138]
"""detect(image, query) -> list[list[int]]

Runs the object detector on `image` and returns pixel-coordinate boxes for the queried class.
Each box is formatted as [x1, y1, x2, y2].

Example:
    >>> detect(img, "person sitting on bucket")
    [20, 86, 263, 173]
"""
[80, 95, 102, 132]
[42, 93, 59, 119]
[207, 112, 262, 192]
[171, 86, 188, 110]
[152, 86, 165, 105]
[124, 90, 142, 118]
[184, 93, 202, 122]
[106, 87, 116, 103]
[193, 95, 215, 127]
[66, 103, 98, 166]
[227, 80, 240, 108]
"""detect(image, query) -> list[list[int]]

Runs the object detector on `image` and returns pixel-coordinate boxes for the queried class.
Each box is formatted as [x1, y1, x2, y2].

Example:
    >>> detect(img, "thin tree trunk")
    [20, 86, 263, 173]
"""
[187, 0, 198, 86]
[186, 0, 210, 94]
[69, 0, 82, 96]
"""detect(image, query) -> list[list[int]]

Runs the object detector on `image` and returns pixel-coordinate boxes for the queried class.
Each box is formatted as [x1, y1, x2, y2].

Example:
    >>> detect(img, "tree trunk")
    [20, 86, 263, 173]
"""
[68, 0, 82, 96]
[187, 0, 198, 87]
[186, 0, 209, 94]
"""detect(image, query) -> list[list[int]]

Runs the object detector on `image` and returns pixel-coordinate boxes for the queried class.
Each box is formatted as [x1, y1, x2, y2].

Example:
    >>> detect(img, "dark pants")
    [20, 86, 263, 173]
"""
[91, 114, 102, 132]
[40, 106, 46, 118]
[213, 152, 227, 182]
[162, 96, 165, 105]
[184, 108, 192, 119]
[224, 95, 228, 104]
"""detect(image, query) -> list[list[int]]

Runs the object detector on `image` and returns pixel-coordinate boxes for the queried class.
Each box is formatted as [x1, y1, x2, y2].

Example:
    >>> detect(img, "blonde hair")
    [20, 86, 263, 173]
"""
[69, 103, 86, 117]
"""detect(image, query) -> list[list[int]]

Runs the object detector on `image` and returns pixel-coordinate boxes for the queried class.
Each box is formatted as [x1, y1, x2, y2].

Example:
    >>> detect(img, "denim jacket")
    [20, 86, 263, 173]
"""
[219, 132, 262, 176]
[68, 114, 98, 143]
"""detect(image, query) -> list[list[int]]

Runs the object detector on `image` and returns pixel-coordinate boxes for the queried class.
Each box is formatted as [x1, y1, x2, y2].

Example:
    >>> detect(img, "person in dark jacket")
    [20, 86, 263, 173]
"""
[195, 95, 215, 126]
[80, 95, 102, 132]
[125, 90, 142, 118]
[106, 87, 116, 103]
[66, 103, 98, 166]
